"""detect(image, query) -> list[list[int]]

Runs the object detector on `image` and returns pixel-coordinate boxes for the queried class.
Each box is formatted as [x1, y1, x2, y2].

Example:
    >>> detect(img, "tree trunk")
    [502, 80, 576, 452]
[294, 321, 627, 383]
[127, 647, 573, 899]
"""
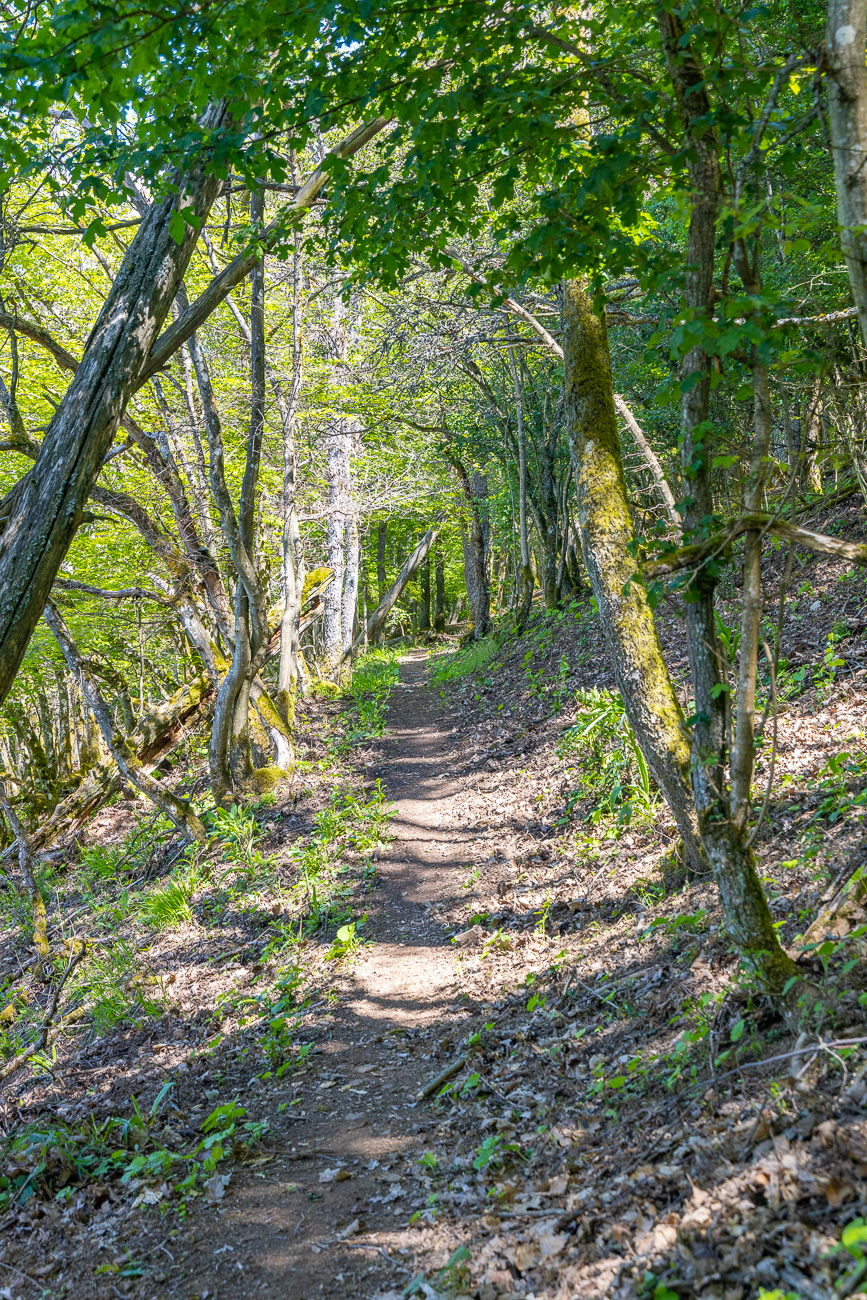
[561, 279, 706, 873]
[324, 419, 350, 674]
[44, 604, 206, 843]
[0, 102, 230, 710]
[452, 460, 492, 639]
[419, 554, 432, 631]
[350, 526, 441, 654]
[659, 15, 798, 990]
[434, 549, 446, 632]
[188, 192, 273, 802]
[827, 0, 867, 347]
[377, 521, 388, 602]
[342, 515, 360, 657]
[508, 344, 535, 628]
[277, 224, 306, 723]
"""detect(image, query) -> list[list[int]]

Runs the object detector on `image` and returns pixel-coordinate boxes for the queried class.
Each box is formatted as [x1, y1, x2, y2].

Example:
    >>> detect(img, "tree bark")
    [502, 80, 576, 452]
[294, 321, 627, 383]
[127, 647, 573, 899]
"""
[452, 459, 492, 639]
[827, 0, 867, 347]
[508, 343, 535, 628]
[434, 549, 446, 632]
[342, 515, 360, 656]
[377, 522, 388, 602]
[324, 419, 350, 674]
[277, 222, 306, 722]
[194, 191, 273, 801]
[349, 526, 441, 654]
[659, 14, 797, 989]
[44, 604, 206, 843]
[419, 554, 432, 631]
[0, 102, 230, 709]
[562, 279, 706, 873]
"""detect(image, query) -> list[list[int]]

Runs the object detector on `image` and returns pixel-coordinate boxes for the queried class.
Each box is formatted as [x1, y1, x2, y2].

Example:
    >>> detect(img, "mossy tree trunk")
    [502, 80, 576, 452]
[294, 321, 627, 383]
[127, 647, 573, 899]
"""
[658, 12, 798, 991]
[452, 457, 492, 640]
[419, 554, 432, 631]
[434, 549, 446, 632]
[561, 279, 707, 873]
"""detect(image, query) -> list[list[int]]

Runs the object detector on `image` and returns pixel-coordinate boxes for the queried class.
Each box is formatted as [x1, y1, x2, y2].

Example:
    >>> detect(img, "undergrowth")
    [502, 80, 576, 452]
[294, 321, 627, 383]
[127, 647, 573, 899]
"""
[332, 646, 400, 751]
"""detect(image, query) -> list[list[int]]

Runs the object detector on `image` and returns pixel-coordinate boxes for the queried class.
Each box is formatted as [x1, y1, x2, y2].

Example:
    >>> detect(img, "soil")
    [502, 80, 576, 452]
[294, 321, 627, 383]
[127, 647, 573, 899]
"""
[6, 527, 867, 1300]
[1, 653, 510, 1300]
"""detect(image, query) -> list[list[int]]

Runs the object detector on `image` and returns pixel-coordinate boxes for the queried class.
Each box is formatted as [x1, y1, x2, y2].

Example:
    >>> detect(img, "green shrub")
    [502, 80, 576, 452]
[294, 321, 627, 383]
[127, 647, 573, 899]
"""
[558, 688, 656, 827]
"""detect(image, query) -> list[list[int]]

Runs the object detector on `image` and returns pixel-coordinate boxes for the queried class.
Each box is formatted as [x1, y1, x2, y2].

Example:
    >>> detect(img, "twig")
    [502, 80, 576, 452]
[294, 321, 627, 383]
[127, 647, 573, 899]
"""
[343, 1243, 395, 1262]
[556, 971, 576, 1008]
[707, 1036, 867, 1089]
[417, 1057, 466, 1099]
[0, 1259, 41, 1290]
[0, 942, 88, 1084]
[571, 976, 620, 1008]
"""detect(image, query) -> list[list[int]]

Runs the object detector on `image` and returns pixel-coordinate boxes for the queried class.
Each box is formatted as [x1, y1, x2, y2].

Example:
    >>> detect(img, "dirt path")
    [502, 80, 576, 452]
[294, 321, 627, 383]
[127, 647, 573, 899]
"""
[179, 651, 478, 1299]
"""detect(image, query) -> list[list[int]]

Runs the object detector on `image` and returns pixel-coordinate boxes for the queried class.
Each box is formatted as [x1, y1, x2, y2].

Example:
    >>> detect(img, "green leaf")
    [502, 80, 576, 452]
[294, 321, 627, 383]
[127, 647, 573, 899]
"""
[200, 1101, 245, 1133]
[842, 1218, 867, 1259]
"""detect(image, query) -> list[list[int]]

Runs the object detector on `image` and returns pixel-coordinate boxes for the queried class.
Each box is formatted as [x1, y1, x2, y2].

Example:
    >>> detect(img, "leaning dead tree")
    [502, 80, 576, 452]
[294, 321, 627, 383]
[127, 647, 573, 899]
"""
[348, 524, 442, 655]
[0, 115, 390, 712]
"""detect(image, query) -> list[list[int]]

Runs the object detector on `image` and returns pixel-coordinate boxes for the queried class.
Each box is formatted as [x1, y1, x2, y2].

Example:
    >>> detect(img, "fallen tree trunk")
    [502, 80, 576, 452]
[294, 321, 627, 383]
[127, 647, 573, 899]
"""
[348, 525, 441, 656]
[44, 604, 207, 842]
[25, 673, 214, 853]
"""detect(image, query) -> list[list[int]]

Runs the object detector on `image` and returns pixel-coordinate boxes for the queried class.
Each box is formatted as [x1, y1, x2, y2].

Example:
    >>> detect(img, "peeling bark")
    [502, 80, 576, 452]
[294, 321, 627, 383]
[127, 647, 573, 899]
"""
[0, 102, 231, 708]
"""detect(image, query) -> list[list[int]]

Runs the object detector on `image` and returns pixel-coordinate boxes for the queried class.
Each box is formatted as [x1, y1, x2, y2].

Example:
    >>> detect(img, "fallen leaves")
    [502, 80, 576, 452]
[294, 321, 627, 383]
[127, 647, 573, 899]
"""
[318, 1167, 352, 1184]
[204, 1172, 231, 1202]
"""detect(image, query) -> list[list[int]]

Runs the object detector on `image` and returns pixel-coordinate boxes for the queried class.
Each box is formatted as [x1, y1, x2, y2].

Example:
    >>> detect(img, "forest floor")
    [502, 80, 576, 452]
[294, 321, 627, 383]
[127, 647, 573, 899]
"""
[5, 502, 867, 1299]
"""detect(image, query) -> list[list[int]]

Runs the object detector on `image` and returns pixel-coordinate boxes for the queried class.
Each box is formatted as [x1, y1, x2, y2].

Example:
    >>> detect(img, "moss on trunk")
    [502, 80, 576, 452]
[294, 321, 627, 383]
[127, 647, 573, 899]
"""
[562, 279, 706, 872]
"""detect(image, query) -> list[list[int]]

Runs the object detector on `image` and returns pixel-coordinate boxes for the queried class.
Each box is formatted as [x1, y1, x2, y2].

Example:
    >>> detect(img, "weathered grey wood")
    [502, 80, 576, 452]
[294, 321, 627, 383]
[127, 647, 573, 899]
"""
[0, 102, 230, 708]
[349, 525, 441, 656]
[140, 118, 389, 384]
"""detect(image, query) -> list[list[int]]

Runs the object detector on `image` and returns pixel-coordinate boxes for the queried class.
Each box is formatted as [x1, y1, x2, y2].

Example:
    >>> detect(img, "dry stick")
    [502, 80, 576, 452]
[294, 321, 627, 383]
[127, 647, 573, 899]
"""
[343, 1243, 395, 1262]
[0, 942, 87, 1084]
[571, 976, 620, 1008]
[702, 1035, 867, 1091]
[0, 1259, 41, 1292]
[417, 1056, 466, 1100]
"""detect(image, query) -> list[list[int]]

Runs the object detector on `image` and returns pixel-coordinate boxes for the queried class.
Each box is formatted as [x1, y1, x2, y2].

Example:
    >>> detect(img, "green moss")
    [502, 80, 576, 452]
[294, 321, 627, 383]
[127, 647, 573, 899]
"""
[248, 766, 289, 794]
[301, 567, 333, 606]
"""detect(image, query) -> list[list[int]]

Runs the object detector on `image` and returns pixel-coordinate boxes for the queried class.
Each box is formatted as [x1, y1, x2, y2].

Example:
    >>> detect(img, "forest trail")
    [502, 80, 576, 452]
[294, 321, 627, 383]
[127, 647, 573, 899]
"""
[201, 650, 479, 1300]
